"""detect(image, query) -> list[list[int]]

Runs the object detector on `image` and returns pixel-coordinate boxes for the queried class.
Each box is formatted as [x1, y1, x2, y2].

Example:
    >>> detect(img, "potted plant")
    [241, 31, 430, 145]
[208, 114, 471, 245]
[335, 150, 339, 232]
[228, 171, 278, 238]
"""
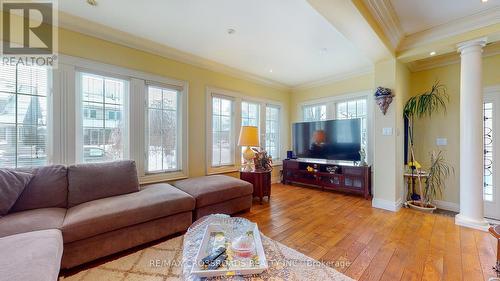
[403, 82, 450, 210]
[407, 151, 453, 212]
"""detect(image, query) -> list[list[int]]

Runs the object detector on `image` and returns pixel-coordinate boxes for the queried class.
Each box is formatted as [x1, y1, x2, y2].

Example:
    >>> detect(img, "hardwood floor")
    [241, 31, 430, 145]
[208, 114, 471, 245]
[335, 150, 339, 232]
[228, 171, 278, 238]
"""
[240, 183, 498, 281]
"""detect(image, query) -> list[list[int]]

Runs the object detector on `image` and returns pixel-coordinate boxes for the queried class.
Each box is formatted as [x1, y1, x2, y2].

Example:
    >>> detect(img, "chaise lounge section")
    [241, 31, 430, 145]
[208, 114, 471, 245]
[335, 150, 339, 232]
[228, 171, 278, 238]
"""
[174, 175, 254, 220]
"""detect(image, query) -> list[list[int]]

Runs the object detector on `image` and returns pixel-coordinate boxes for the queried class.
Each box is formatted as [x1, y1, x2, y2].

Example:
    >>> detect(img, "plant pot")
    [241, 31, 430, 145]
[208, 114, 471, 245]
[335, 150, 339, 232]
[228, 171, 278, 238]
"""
[406, 200, 437, 213]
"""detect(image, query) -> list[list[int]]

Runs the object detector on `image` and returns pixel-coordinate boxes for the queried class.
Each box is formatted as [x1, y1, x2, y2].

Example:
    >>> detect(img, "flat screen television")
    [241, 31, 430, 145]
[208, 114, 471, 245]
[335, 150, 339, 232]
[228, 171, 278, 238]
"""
[292, 119, 361, 161]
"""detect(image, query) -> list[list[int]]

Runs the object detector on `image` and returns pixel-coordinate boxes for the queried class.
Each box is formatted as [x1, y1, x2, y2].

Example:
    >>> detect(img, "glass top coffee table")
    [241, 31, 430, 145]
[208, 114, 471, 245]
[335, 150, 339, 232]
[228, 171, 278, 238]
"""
[181, 214, 354, 281]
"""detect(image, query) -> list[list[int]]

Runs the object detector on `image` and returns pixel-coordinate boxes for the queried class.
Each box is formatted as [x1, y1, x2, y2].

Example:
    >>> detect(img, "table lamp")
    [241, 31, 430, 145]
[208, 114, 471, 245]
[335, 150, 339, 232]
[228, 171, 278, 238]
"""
[238, 126, 259, 172]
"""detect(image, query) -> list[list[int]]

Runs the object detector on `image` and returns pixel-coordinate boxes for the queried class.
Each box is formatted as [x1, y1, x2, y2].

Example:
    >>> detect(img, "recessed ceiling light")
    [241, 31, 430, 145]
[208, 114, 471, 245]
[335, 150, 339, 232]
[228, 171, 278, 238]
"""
[227, 28, 236, 35]
[482, 0, 488, 3]
[269, 69, 273, 73]
[86, 0, 98, 6]
[430, 51, 436, 56]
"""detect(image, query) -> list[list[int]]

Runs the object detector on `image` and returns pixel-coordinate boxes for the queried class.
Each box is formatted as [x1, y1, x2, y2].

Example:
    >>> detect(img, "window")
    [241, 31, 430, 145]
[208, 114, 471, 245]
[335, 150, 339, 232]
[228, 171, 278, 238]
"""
[207, 88, 284, 174]
[336, 98, 367, 147]
[78, 72, 129, 163]
[211, 95, 234, 167]
[241, 101, 260, 162]
[241, 101, 259, 127]
[303, 104, 326, 121]
[146, 85, 180, 173]
[0, 64, 49, 168]
[265, 105, 280, 160]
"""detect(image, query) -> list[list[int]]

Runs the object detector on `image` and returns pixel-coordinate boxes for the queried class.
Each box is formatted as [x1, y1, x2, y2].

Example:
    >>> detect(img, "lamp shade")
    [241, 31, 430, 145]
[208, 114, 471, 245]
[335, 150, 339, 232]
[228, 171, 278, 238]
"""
[238, 126, 259, 147]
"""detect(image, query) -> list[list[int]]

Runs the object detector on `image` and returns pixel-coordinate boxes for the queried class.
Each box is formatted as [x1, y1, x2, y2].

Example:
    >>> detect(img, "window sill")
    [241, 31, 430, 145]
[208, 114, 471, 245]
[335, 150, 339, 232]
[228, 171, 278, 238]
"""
[139, 171, 188, 185]
[206, 165, 239, 175]
[272, 160, 283, 167]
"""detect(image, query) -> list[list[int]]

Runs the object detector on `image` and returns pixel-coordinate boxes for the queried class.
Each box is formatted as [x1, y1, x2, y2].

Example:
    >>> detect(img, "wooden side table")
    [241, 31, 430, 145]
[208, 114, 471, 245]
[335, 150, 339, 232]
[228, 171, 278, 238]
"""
[490, 225, 500, 276]
[240, 169, 272, 204]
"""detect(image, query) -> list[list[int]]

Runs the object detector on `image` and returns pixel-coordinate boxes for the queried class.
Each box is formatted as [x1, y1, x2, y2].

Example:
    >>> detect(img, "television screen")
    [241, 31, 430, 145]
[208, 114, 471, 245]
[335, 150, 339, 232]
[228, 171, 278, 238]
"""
[292, 119, 361, 161]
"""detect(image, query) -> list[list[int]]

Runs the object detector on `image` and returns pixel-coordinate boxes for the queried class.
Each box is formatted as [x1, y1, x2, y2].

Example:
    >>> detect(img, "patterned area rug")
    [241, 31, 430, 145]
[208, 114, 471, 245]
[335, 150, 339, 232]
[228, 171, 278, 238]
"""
[60, 234, 353, 281]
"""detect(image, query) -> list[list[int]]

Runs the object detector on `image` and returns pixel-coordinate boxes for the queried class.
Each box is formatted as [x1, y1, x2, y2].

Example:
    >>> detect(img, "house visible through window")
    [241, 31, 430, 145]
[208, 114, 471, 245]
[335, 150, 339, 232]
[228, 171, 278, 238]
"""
[265, 105, 280, 160]
[146, 85, 180, 173]
[0, 64, 48, 168]
[211, 95, 234, 167]
[79, 72, 128, 163]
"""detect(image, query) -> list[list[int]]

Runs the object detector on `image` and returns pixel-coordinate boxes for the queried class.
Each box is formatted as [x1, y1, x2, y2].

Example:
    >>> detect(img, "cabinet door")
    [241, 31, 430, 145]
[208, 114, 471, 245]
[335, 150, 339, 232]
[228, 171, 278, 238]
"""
[344, 175, 364, 189]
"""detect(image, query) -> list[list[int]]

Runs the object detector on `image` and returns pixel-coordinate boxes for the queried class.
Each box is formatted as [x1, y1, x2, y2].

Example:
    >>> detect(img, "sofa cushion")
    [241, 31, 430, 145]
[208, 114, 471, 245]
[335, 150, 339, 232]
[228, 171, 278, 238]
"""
[173, 175, 253, 208]
[0, 229, 63, 281]
[67, 160, 140, 207]
[0, 208, 66, 238]
[11, 165, 68, 212]
[62, 183, 195, 243]
[0, 169, 33, 215]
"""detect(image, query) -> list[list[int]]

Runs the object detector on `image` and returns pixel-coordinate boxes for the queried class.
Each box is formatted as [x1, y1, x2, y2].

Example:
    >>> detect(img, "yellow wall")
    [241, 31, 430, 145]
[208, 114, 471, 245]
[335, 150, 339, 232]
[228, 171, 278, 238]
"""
[58, 28, 291, 179]
[410, 54, 500, 204]
[290, 73, 374, 122]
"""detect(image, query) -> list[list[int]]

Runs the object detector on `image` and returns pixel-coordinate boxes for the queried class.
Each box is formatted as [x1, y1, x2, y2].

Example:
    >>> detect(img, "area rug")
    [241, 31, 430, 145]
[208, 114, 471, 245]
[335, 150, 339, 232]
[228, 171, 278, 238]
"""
[60, 234, 353, 281]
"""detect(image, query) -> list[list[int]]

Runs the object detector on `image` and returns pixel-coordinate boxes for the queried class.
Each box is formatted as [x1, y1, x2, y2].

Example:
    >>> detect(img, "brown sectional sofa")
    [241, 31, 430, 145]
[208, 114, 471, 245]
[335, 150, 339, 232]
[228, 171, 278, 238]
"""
[0, 161, 254, 281]
[174, 175, 253, 220]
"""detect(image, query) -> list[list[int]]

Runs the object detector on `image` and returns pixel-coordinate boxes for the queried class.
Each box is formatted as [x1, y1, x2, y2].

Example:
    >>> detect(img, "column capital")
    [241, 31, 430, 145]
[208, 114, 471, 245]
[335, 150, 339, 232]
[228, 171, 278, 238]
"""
[457, 37, 487, 54]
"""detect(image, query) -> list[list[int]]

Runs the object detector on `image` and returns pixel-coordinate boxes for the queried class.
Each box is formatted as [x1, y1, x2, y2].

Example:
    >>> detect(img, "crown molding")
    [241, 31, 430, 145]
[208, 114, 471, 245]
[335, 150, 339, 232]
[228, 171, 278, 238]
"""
[399, 6, 500, 51]
[57, 12, 290, 90]
[291, 66, 374, 91]
[362, 0, 404, 49]
[407, 42, 500, 72]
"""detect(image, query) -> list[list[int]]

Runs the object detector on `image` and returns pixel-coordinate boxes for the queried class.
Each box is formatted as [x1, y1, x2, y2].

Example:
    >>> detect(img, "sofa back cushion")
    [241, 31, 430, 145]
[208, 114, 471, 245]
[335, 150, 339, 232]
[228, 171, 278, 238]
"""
[10, 165, 68, 212]
[0, 169, 33, 215]
[67, 160, 140, 207]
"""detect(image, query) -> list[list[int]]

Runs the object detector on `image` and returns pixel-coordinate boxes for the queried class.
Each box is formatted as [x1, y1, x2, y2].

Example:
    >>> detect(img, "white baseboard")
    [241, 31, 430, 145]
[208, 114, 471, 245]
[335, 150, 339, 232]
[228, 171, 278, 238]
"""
[433, 200, 460, 212]
[455, 214, 490, 232]
[271, 176, 281, 184]
[372, 197, 403, 212]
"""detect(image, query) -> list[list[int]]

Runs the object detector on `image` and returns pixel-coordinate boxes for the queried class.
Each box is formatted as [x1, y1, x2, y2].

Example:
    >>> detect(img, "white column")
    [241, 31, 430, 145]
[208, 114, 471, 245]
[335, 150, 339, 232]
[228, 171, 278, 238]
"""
[455, 37, 490, 231]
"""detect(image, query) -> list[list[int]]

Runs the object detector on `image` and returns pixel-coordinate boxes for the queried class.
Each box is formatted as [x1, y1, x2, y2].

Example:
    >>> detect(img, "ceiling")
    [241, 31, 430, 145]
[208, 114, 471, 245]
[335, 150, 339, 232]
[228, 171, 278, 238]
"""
[391, 0, 500, 35]
[58, 0, 373, 87]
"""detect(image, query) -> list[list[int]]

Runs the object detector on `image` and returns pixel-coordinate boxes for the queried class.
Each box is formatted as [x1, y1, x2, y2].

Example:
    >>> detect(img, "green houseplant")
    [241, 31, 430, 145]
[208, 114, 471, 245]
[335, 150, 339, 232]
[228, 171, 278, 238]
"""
[422, 151, 453, 207]
[403, 82, 450, 211]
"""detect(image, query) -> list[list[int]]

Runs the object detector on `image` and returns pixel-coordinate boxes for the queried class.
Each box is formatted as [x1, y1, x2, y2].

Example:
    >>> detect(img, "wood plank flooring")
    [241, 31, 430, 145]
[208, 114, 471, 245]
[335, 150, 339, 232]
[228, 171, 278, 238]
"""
[240, 183, 498, 281]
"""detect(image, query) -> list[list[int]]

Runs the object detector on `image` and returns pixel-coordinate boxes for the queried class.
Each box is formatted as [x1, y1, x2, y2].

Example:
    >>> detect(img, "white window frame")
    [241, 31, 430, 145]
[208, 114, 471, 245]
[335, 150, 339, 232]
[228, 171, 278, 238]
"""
[53, 55, 188, 183]
[75, 71, 131, 163]
[298, 90, 373, 164]
[209, 93, 237, 172]
[144, 81, 185, 178]
[206, 87, 284, 175]
[0, 64, 53, 168]
[265, 104, 281, 161]
[302, 103, 327, 122]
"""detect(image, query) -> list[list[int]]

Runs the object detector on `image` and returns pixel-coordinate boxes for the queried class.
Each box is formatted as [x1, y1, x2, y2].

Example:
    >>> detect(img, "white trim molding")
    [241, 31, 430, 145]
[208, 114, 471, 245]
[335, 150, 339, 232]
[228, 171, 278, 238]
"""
[362, 0, 404, 49]
[433, 200, 460, 212]
[372, 197, 403, 212]
[399, 6, 500, 51]
[455, 214, 490, 232]
[407, 41, 500, 72]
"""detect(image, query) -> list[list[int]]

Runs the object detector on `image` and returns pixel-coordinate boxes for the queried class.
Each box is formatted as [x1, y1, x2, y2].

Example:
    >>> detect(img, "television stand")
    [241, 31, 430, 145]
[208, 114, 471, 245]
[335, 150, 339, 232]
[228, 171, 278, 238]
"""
[282, 159, 372, 199]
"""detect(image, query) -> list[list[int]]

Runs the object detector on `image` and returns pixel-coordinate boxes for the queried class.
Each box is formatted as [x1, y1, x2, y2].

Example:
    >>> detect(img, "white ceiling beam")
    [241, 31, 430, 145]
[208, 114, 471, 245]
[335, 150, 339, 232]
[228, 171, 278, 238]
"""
[307, 0, 392, 63]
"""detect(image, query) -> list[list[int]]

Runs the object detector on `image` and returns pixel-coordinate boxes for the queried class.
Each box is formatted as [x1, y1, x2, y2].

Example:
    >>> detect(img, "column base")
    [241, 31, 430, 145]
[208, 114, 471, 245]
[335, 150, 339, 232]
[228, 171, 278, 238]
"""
[455, 213, 490, 231]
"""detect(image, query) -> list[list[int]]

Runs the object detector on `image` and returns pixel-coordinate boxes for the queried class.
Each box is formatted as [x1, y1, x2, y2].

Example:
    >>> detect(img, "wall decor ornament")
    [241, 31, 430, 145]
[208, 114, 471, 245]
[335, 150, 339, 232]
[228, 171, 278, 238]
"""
[374, 87, 394, 115]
